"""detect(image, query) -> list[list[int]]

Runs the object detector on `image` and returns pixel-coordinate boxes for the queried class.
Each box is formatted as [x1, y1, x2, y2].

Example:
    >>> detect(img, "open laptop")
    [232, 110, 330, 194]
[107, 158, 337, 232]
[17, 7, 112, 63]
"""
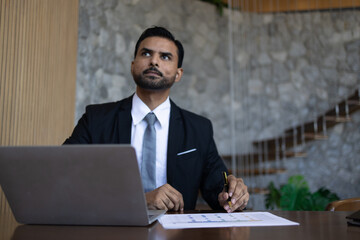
[0, 145, 165, 226]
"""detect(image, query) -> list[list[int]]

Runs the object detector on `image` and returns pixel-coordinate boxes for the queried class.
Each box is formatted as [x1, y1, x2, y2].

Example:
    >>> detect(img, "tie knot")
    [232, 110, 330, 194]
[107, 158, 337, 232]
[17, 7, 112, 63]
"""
[144, 112, 156, 126]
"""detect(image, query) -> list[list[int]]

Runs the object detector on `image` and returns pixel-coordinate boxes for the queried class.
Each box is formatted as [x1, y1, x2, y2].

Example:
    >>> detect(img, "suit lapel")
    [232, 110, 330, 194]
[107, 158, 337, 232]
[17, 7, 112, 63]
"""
[167, 101, 184, 185]
[117, 95, 133, 144]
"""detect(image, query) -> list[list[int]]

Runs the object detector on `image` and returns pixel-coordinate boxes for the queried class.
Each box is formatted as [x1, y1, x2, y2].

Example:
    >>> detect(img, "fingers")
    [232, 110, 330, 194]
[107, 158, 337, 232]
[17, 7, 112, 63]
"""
[218, 191, 230, 207]
[227, 175, 237, 197]
[220, 175, 249, 213]
[163, 185, 184, 211]
[145, 184, 184, 212]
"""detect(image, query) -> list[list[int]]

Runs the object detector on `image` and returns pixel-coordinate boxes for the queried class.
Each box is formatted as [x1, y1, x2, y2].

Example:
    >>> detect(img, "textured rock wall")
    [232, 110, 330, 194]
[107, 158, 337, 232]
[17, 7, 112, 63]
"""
[231, 10, 360, 149]
[76, 0, 360, 208]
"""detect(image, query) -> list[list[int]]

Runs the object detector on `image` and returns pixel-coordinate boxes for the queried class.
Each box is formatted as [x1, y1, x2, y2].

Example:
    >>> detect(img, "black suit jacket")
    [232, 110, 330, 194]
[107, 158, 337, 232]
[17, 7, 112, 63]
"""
[64, 95, 228, 210]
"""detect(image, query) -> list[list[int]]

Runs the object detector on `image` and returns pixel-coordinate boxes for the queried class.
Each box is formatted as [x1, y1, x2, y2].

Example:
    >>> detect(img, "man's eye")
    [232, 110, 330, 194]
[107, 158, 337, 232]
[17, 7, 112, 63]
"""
[162, 55, 171, 60]
[142, 52, 151, 57]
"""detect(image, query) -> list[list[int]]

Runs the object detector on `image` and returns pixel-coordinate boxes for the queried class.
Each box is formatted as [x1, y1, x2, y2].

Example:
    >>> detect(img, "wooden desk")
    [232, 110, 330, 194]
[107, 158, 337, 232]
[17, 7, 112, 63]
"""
[0, 211, 359, 240]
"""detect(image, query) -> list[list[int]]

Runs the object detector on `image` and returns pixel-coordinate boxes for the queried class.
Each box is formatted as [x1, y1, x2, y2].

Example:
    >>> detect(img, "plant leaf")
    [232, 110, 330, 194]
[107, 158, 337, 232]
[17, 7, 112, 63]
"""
[310, 187, 340, 211]
[265, 175, 340, 211]
[280, 175, 311, 210]
[287, 175, 309, 189]
[265, 182, 281, 210]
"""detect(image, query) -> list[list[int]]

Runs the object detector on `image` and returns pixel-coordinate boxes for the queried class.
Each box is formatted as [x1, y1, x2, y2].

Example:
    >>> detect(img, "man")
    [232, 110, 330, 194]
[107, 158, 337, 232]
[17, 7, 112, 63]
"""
[64, 26, 249, 212]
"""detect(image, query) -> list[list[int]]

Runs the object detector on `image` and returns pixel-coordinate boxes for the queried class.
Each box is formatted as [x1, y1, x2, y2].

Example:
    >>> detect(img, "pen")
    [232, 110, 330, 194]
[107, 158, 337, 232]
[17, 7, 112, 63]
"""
[222, 171, 232, 208]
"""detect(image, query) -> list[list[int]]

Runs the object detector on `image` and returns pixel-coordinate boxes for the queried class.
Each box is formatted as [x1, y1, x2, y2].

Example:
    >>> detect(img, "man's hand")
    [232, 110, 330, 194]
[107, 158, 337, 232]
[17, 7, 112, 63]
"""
[145, 184, 184, 211]
[218, 175, 249, 213]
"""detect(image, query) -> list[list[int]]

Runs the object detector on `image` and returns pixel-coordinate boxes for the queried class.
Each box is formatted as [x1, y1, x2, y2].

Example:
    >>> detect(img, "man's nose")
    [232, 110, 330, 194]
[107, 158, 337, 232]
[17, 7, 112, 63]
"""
[149, 55, 159, 67]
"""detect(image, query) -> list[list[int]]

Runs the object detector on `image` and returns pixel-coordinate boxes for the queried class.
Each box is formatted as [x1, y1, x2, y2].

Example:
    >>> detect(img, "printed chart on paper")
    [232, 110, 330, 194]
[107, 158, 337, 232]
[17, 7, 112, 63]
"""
[159, 212, 299, 229]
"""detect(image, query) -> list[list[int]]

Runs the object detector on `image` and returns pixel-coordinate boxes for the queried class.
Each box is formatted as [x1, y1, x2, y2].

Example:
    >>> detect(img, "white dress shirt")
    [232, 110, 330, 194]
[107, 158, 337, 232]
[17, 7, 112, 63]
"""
[131, 93, 170, 189]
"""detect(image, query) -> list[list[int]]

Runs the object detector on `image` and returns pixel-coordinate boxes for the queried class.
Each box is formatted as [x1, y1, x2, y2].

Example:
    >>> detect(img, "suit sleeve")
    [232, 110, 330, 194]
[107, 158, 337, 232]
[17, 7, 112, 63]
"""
[63, 107, 93, 144]
[200, 121, 228, 210]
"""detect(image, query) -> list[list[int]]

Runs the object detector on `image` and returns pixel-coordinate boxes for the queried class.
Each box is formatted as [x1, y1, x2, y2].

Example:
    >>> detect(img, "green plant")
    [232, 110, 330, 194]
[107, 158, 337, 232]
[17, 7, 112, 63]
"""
[265, 175, 340, 211]
[200, 0, 227, 15]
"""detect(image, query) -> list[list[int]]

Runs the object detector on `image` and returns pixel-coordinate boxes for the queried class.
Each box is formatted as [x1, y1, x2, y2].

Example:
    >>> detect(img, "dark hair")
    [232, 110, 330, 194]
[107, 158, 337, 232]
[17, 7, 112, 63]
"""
[134, 26, 184, 68]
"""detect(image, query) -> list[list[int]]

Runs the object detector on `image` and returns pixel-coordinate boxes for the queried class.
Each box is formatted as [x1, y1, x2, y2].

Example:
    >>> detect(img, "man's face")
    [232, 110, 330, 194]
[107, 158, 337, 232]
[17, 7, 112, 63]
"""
[131, 37, 183, 91]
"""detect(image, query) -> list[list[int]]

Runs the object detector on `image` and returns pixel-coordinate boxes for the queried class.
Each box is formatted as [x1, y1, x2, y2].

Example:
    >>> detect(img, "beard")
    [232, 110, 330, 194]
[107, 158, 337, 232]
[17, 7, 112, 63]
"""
[133, 67, 176, 90]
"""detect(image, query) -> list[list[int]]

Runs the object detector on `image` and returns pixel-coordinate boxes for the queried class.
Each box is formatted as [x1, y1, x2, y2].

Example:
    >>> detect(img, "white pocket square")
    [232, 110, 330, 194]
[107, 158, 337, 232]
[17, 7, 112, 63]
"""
[177, 148, 197, 156]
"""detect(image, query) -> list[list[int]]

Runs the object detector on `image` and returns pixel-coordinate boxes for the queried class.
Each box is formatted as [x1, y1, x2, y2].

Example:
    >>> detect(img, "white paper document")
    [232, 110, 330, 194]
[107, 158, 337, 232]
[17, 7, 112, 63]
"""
[159, 212, 299, 229]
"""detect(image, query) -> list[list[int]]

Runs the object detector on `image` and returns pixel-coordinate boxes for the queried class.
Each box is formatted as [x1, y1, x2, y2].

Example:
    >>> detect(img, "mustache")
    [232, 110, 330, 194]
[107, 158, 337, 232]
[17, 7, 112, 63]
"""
[143, 67, 163, 77]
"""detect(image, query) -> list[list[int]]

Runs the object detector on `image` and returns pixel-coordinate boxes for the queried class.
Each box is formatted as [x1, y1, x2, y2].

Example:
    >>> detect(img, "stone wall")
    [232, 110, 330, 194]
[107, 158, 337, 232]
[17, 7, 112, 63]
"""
[76, 0, 360, 208]
[231, 10, 360, 150]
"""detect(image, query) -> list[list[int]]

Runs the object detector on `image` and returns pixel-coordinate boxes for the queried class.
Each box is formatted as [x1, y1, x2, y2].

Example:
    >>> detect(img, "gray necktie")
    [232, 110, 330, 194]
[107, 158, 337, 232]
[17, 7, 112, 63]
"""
[141, 112, 157, 192]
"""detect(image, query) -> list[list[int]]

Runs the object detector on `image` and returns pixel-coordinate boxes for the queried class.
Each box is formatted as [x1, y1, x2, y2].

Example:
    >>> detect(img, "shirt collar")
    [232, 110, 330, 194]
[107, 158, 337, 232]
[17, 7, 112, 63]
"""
[131, 93, 171, 127]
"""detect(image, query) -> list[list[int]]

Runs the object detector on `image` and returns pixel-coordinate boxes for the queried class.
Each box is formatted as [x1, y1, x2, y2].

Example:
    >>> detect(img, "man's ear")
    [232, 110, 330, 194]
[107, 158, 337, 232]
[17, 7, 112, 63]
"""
[130, 61, 134, 74]
[175, 68, 183, 83]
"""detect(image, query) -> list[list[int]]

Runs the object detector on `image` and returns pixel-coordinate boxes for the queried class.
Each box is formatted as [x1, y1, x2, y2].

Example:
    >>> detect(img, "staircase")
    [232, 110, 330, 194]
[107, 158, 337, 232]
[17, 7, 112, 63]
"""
[222, 89, 360, 195]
